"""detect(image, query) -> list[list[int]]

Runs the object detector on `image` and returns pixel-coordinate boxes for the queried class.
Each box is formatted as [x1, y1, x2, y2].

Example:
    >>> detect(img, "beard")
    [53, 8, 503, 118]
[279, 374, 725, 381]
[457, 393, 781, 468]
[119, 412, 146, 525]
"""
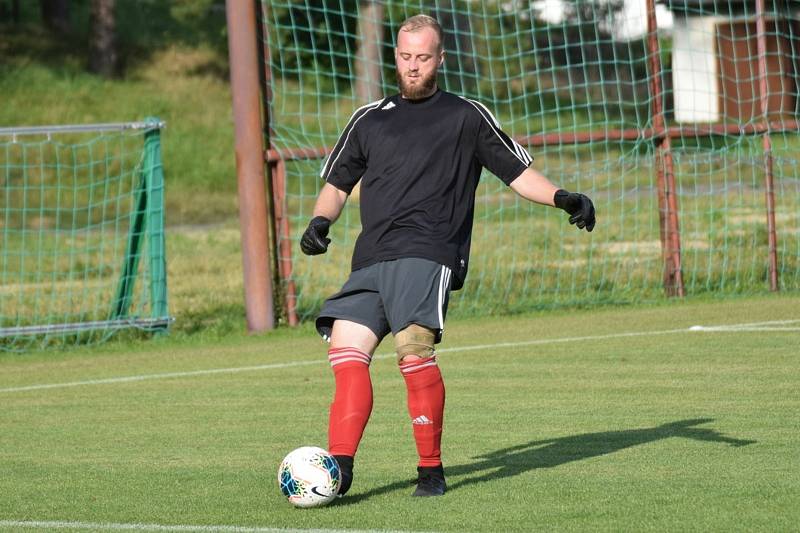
[396, 66, 438, 100]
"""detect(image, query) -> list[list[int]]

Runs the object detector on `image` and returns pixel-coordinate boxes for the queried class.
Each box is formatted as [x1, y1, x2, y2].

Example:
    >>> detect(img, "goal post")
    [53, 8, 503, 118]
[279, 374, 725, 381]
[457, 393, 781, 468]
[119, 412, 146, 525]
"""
[0, 119, 171, 351]
[112, 125, 168, 323]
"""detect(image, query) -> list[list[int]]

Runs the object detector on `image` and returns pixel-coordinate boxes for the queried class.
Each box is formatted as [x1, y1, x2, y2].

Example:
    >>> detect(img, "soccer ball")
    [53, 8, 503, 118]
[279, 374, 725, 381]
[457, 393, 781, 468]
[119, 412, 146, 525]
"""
[278, 446, 341, 508]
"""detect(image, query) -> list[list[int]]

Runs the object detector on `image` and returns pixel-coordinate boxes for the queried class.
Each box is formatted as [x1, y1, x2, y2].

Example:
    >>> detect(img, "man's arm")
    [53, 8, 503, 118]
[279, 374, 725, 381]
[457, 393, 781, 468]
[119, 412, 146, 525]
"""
[509, 166, 596, 232]
[313, 182, 349, 222]
[300, 183, 350, 255]
[508, 166, 560, 206]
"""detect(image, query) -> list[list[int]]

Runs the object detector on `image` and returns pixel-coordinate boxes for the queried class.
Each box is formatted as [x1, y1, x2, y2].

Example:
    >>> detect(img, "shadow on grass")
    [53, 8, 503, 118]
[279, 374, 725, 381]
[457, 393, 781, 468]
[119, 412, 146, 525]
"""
[337, 418, 756, 504]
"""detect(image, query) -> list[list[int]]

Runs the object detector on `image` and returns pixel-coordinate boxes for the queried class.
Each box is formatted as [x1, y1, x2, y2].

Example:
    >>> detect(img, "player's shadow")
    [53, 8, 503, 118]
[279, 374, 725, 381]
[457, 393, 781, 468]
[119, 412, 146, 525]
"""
[338, 418, 755, 504]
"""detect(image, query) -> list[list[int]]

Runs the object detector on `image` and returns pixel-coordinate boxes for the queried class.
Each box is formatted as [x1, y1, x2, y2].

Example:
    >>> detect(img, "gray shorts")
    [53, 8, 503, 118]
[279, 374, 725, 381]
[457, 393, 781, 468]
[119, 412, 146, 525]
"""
[316, 257, 453, 344]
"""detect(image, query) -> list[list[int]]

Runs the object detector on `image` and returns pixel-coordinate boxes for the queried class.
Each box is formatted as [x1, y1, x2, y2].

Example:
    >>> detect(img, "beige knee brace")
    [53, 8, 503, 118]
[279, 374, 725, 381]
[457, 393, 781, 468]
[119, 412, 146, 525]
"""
[394, 323, 436, 362]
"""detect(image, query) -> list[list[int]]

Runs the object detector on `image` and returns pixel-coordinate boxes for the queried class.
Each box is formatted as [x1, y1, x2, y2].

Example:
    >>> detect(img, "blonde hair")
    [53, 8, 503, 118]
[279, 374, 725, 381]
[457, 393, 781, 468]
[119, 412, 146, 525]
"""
[398, 14, 443, 52]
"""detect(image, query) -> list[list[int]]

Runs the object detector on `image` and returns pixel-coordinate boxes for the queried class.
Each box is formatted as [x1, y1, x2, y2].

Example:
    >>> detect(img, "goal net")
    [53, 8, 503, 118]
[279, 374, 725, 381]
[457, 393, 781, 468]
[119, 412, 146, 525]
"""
[260, 1, 800, 322]
[0, 120, 170, 351]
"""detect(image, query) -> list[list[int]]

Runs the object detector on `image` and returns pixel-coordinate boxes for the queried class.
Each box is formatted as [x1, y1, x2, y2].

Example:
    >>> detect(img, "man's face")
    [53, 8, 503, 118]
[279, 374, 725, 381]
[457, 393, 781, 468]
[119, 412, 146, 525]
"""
[395, 26, 443, 100]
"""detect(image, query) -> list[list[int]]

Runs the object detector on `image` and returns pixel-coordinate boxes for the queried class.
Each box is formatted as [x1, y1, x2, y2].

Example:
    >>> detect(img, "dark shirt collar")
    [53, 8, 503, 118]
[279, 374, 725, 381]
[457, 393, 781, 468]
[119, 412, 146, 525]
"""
[397, 88, 442, 107]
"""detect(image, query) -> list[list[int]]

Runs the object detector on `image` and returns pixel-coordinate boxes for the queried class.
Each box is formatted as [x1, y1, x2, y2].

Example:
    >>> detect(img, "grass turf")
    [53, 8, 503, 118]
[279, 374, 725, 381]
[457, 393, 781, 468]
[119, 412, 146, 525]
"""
[1, 295, 798, 532]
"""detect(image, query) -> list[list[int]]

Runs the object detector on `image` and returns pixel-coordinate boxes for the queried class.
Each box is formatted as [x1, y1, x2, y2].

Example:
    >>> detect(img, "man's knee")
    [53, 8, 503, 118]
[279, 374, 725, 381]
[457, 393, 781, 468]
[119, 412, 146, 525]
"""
[330, 319, 380, 355]
[395, 323, 436, 363]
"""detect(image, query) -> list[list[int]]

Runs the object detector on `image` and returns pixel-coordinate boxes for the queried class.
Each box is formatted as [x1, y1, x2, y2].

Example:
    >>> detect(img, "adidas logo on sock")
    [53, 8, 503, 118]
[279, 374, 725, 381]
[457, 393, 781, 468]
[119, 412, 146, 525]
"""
[412, 415, 433, 425]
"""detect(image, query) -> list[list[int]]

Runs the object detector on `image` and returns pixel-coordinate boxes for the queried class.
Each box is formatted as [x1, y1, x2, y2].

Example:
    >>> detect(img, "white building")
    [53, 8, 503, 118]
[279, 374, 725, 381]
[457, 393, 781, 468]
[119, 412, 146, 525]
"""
[665, 0, 799, 123]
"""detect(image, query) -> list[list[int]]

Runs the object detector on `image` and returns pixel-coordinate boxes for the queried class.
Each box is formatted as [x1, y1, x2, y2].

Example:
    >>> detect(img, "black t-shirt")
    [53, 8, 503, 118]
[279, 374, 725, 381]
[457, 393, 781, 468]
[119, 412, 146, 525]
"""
[321, 89, 532, 290]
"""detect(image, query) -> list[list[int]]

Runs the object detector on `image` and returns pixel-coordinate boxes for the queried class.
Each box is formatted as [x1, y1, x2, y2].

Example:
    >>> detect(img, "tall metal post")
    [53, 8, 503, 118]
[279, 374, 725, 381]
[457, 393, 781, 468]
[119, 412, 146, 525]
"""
[256, 2, 284, 319]
[272, 159, 299, 326]
[226, 0, 275, 331]
[755, 0, 780, 291]
[646, 0, 684, 297]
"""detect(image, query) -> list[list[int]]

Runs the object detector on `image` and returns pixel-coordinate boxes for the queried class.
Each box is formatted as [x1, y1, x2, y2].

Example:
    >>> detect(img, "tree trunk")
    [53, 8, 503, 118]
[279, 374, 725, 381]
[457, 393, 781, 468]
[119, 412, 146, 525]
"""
[40, 0, 70, 33]
[435, 3, 476, 95]
[354, 1, 384, 103]
[88, 0, 117, 77]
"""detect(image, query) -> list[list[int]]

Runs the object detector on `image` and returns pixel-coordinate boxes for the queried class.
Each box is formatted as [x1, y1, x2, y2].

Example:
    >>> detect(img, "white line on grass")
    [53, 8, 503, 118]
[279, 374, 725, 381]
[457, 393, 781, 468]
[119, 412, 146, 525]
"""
[0, 360, 327, 393]
[0, 520, 426, 533]
[1, 319, 796, 394]
[692, 327, 800, 332]
[688, 318, 800, 332]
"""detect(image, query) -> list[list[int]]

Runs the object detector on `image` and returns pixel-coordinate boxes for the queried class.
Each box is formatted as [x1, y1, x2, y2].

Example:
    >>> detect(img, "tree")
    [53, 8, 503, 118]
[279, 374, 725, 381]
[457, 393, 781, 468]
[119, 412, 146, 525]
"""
[40, 0, 70, 33]
[529, 0, 649, 118]
[435, 2, 476, 95]
[354, 0, 385, 103]
[88, 0, 117, 77]
[272, 1, 359, 90]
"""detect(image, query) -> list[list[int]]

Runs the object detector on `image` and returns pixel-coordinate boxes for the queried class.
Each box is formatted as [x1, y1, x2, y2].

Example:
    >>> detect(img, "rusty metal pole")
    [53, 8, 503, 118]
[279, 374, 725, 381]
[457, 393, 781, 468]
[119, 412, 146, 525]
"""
[755, 0, 780, 291]
[255, 2, 284, 318]
[226, 0, 275, 331]
[646, 0, 684, 297]
[272, 159, 299, 326]
[646, 4, 668, 281]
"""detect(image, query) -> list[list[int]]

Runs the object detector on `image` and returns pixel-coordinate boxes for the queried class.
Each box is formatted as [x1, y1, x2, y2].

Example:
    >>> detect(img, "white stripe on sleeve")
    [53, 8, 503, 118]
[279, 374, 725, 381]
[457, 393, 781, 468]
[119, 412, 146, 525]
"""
[319, 99, 385, 180]
[459, 97, 532, 166]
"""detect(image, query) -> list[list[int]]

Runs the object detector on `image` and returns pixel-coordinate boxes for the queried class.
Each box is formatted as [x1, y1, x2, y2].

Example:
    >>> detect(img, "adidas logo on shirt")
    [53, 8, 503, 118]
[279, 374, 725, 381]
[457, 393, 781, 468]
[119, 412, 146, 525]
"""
[412, 415, 433, 425]
[381, 101, 396, 110]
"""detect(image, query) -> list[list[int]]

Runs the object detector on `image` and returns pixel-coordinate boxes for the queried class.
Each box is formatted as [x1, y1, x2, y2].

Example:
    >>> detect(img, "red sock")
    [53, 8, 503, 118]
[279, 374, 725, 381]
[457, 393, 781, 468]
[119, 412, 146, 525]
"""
[400, 356, 445, 467]
[327, 347, 373, 457]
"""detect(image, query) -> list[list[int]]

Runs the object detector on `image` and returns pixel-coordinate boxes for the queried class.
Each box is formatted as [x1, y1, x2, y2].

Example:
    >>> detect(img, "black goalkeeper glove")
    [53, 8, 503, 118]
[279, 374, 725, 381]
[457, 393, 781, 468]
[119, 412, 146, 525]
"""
[300, 216, 331, 255]
[554, 189, 596, 232]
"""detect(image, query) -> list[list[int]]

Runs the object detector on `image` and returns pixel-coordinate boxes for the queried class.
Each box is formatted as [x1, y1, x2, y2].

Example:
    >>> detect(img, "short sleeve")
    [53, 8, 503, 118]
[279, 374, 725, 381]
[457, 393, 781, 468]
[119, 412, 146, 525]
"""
[471, 101, 533, 185]
[320, 103, 377, 194]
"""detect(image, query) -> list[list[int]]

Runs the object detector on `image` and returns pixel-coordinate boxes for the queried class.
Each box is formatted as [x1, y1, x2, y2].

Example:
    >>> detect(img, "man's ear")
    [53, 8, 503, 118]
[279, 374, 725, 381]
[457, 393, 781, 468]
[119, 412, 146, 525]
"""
[439, 51, 445, 67]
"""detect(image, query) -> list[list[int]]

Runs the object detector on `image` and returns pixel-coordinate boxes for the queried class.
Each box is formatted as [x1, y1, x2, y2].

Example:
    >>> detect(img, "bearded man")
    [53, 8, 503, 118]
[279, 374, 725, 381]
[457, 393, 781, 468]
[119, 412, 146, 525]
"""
[300, 14, 596, 498]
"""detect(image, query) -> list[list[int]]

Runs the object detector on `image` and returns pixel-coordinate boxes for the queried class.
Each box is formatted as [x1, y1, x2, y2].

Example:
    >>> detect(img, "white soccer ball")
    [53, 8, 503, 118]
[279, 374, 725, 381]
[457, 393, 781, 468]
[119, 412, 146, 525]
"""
[278, 446, 341, 508]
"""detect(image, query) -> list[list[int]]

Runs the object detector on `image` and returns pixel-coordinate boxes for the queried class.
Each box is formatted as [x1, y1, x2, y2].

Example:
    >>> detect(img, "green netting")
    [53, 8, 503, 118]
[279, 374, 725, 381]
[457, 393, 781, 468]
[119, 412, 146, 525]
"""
[0, 121, 170, 351]
[261, 1, 800, 322]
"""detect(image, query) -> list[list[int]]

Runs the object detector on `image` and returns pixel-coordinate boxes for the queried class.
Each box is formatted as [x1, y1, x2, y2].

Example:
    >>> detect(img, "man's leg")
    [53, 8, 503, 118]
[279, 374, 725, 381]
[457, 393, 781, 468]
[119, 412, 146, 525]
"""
[396, 324, 447, 496]
[375, 258, 451, 496]
[328, 319, 380, 495]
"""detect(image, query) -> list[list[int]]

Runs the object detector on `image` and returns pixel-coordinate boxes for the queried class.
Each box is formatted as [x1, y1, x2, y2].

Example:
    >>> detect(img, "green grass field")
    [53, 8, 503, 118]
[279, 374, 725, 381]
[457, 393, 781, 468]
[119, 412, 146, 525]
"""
[3, 10, 800, 531]
[2, 295, 798, 532]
